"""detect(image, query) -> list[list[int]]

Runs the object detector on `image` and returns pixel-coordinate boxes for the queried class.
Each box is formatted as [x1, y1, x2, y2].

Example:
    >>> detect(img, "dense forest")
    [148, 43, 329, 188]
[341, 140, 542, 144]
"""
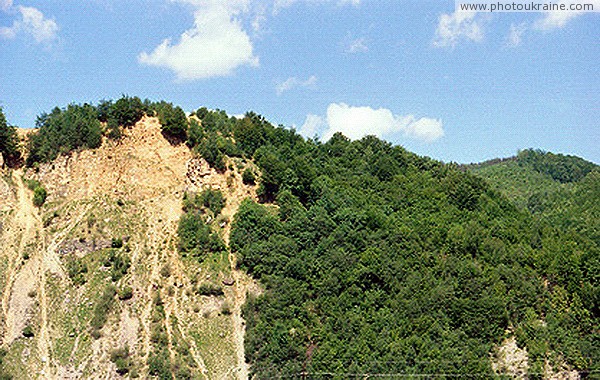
[228, 134, 599, 377]
[2, 100, 598, 378]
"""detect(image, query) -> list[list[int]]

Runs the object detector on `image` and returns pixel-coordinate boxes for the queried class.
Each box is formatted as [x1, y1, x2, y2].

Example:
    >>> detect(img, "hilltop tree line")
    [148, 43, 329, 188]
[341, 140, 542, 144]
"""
[9, 96, 187, 166]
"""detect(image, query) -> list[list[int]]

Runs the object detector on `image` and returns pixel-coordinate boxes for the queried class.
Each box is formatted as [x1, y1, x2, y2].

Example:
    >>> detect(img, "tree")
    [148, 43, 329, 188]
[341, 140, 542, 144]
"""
[0, 107, 19, 162]
[156, 102, 188, 141]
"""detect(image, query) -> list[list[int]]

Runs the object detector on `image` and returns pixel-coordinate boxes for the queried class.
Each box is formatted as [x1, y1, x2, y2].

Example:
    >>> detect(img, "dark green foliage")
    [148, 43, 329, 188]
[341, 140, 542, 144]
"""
[90, 285, 116, 339]
[104, 250, 131, 282]
[110, 347, 132, 375]
[32, 186, 47, 207]
[155, 101, 188, 141]
[199, 189, 225, 215]
[177, 212, 225, 256]
[196, 134, 226, 171]
[148, 350, 171, 380]
[109, 95, 145, 128]
[27, 104, 102, 165]
[66, 258, 88, 285]
[242, 167, 256, 185]
[186, 108, 241, 171]
[182, 189, 224, 215]
[0, 107, 19, 162]
[22, 325, 34, 338]
[196, 283, 224, 297]
[224, 120, 599, 377]
[179, 189, 226, 258]
[118, 286, 133, 300]
[111, 237, 123, 248]
[517, 148, 597, 183]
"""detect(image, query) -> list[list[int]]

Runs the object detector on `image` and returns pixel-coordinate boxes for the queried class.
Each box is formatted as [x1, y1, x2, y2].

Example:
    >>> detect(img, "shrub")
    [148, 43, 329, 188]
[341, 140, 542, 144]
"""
[110, 347, 132, 375]
[111, 238, 123, 248]
[200, 189, 225, 215]
[90, 285, 116, 338]
[118, 286, 133, 300]
[196, 283, 224, 297]
[66, 258, 88, 285]
[220, 301, 232, 315]
[32, 186, 47, 207]
[104, 250, 131, 281]
[147, 351, 170, 379]
[109, 95, 145, 128]
[242, 168, 256, 185]
[160, 264, 171, 278]
[177, 212, 225, 255]
[22, 325, 34, 338]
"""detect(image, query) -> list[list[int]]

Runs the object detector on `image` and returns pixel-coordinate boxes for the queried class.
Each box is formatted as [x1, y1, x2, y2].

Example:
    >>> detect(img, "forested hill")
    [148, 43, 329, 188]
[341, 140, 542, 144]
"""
[468, 149, 599, 246]
[231, 140, 599, 376]
[0, 100, 598, 378]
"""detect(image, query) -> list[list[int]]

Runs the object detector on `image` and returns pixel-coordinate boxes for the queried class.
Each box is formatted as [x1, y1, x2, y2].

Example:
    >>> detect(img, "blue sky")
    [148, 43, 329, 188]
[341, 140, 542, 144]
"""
[1, 0, 598, 163]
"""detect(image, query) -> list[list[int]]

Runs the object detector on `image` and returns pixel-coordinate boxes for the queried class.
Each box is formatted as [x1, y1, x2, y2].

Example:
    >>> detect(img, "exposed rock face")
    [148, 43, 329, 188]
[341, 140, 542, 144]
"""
[491, 336, 529, 378]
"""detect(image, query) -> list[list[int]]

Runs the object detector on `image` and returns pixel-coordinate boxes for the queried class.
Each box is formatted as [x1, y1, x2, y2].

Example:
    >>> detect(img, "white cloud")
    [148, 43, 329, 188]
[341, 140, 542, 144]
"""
[0, 6, 58, 45]
[506, 22, 527, 47]
[433, 11, 483, 48]
[533, 0, 599, 30]
[276, 75, 317, 95]
[299, 103, 444, 143]
[347, 37, 368, 53]
[139, 0, 258, 81]
[299, 114, 325, 137]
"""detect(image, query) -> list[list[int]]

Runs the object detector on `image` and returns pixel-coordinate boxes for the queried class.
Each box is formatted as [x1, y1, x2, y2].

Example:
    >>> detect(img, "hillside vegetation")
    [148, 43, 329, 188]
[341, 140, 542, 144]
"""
[0, 103, 597, 379]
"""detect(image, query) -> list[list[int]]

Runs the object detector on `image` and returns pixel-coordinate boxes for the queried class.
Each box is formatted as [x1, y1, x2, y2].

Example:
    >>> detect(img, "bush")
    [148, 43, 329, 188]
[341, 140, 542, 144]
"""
[220, 301, 232, 315]
[196, 283, 224, 297]
[148, 351, 171, 379]
[177, 212, 225, 255]
[104, 250, 131, 281]
[110, 347, 132, 375]
[109, 95, 145, 128]
[118, 286, 133, 300]
[32, 186, 47, 207]
[111, 238, 123, 248]
[242, 168, 256, 185]
[66, 258, 88, 285]
[90, 285, 116, 338]
[22, 325, 34, 338]
[200, 189, 225, 215]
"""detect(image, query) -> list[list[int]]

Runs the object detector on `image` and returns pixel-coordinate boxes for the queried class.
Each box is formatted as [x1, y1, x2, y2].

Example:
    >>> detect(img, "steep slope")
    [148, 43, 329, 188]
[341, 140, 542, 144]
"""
[0, 117, 258, 379]
[229, 136, 598, 378]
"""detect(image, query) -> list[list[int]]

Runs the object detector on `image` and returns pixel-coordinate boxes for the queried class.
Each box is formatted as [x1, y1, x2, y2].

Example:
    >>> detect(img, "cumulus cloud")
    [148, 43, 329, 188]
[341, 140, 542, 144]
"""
[506, 22, 527, 47]
[433, 11, 483, 48]
[346, 37, 368, 53]
[0, 6, 59, 45]
[276, 75, 317, 95]
[299, 103, 444, 143]
[139, 0, 258, 81]
[299, 114, 324, 138]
